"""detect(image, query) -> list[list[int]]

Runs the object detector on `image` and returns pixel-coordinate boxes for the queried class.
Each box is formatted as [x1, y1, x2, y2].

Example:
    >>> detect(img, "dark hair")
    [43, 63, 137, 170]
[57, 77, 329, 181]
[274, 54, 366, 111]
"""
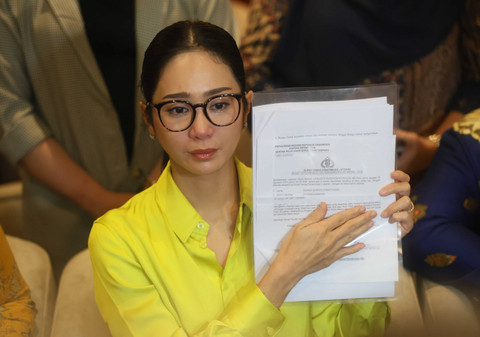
[141, 21, 246, 120]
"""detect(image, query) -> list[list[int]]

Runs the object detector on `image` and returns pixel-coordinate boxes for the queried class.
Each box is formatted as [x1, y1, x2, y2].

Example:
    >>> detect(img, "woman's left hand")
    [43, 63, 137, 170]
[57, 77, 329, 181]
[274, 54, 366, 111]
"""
[378, 170, 414, 238]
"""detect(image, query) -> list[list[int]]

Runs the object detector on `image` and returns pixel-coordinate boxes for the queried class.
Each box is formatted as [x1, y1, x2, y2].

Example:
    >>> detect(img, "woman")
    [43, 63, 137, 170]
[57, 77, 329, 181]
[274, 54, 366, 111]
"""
[89, 21, 414, 337]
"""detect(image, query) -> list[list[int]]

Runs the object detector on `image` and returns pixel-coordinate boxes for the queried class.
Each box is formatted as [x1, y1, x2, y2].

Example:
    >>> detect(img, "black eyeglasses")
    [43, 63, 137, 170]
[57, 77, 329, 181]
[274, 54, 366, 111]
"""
[147, 93, 244, 132]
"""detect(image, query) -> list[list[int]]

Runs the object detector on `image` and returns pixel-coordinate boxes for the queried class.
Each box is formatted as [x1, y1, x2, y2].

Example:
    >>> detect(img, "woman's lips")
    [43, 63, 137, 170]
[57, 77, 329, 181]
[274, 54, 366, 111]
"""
[189, 148, 217, 160]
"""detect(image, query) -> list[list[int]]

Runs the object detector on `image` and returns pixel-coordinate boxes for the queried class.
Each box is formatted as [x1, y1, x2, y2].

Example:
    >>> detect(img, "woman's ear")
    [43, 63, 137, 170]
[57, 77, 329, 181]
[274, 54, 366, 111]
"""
[139, 101, 156, 138]
[243, 90, 253, 125]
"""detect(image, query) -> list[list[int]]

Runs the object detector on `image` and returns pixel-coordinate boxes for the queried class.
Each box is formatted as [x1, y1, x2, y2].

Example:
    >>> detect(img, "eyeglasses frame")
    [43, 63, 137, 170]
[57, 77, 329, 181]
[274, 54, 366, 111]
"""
[147, 93, 244, 132]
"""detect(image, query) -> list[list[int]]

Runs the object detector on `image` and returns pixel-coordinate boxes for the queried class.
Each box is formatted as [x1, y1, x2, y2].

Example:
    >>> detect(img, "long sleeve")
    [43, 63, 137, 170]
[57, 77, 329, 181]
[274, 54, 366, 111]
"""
[402, 123, 480, 289]
[90, 221, 390, 337]
[312, 301, 389, 337]
[89, 221, 285, 337]
[0, 0, 52, 164]
[89, 161, 390, 337]
[0, 227, 36, 337]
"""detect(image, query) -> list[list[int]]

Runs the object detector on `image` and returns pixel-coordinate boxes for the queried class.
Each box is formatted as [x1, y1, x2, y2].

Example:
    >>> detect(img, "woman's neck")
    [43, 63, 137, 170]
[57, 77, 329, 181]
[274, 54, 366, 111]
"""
[171, 159, 240, 223]
[171, 159, 240, 268]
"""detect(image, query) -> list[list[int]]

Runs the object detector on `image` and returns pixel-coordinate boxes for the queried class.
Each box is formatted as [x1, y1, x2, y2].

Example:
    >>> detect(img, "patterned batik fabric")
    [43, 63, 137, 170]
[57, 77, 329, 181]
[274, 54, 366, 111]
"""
[240, 0, 480, 134]
[0, 227, 36, 337]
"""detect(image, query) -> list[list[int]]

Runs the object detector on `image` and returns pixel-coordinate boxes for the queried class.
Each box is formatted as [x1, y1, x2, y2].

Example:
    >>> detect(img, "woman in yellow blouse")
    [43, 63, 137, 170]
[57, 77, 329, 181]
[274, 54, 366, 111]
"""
[89, 21, 414, 337]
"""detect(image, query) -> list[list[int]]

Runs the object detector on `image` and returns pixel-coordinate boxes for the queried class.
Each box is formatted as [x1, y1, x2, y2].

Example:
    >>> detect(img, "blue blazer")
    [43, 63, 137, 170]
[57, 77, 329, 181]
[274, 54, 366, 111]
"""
[403, 109, 480, 291]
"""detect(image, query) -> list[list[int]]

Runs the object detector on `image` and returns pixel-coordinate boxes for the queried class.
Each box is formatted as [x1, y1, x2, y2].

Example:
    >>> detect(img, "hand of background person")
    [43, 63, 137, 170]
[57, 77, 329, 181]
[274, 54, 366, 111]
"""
[379, 170, 414, 238]
[396, 129, 437, 175]
[87, 191, 135, 218]
[20, 137, 135, 219]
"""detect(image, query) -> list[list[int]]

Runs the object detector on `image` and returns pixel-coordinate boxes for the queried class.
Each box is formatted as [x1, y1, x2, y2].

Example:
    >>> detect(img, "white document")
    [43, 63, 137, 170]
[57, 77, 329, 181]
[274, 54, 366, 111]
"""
[253, 96, 398, 301]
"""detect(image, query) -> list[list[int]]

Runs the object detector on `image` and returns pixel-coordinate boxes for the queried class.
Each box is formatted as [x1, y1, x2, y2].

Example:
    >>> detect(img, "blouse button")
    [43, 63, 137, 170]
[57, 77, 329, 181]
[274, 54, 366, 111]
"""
[199, 241, 207, 249]
[197, 222, 205, 229]
[266, 326, 276, 336]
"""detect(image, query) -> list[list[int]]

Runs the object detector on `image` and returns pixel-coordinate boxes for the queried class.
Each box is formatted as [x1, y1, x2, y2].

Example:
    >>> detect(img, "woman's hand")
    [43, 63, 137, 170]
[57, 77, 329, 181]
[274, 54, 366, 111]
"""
[378, 170, 414, 238]
[259, 203, 376, 308]
[260, 171, 413, 308]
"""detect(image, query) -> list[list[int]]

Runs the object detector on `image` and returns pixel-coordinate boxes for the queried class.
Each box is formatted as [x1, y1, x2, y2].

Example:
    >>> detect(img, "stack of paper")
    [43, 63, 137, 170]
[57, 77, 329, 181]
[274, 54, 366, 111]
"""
[252, 91, 399, 302]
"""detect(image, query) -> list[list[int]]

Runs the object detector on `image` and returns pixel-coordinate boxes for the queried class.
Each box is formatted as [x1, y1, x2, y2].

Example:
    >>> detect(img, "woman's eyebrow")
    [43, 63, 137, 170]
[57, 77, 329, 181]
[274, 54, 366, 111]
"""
[162, 92, 188, 100]
[205, 87, 233, 96]
[161, 87, 233, 100]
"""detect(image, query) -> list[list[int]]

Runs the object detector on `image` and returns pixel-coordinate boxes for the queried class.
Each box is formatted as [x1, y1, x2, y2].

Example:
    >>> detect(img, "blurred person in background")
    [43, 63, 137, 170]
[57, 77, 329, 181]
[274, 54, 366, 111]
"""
[0, 0, 238, 279]
[240, 0, 480, 181]
[403, 109, 480, 306]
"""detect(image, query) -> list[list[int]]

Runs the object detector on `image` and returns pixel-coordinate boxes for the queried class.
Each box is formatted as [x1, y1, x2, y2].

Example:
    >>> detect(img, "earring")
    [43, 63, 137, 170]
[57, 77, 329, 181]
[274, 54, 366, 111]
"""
[243, 122, 248, 129]
[149, 133, 155, 140]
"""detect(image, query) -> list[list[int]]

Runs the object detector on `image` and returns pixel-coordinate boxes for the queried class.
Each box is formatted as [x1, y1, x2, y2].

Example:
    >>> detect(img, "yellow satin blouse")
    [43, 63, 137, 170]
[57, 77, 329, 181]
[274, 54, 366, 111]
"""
[89, 159, 389, 337]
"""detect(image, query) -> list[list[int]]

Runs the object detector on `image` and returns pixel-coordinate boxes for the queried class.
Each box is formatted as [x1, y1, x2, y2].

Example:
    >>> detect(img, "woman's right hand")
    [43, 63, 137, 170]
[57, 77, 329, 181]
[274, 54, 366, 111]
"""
[258, 202, 376, 308]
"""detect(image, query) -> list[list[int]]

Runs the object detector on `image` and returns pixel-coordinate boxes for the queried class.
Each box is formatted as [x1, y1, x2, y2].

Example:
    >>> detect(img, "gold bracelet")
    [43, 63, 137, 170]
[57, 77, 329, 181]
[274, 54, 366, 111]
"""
[428, 134, 441, 147]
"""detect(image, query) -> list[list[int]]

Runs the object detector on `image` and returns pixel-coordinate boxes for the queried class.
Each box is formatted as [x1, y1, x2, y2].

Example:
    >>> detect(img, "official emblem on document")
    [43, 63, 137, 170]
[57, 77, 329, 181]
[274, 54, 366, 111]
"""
[321, 157, 334, 168]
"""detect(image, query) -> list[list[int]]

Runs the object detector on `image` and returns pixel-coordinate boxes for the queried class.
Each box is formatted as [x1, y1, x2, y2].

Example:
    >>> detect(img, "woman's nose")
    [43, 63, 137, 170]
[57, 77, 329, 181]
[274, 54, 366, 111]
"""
[188, 107, 213, 139]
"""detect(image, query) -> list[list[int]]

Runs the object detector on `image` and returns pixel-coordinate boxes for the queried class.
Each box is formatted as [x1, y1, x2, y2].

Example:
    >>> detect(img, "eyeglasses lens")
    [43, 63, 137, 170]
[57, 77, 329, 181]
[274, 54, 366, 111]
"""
[159, 95, 239, 131]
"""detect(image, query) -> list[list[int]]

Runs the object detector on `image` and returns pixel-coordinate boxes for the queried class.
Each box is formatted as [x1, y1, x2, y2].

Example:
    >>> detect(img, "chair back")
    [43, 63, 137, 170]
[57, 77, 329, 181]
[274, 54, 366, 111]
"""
[50, 249, 112, 337]
[7, 235, 56, 337]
